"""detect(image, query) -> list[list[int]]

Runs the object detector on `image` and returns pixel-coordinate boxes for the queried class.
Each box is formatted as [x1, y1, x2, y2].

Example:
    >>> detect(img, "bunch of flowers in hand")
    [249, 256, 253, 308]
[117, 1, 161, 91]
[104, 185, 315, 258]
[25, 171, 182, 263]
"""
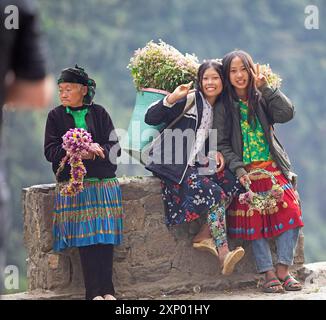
[128, 40, 200, 93]
[260, 64, 282, 89]
[56, 128, 93, 196]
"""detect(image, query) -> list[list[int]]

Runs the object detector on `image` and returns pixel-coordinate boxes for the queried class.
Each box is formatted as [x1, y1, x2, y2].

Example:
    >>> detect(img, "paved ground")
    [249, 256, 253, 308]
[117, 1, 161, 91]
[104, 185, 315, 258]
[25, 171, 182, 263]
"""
[159, 284, 326, 300]
[161, 261, 326, 300]
[174, 262, 326, 300]
[2, 262, 326, 300]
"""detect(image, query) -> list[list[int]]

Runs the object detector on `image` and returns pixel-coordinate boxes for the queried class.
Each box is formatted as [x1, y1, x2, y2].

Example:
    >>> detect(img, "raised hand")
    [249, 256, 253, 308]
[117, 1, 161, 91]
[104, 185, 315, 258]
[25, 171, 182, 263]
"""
[250, 63, 268, 89]
[166, 81, 195, 104]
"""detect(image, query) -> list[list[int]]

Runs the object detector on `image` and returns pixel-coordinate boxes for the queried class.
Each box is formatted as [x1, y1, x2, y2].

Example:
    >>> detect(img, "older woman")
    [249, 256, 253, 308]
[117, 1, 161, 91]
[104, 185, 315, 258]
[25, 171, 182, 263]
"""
[44, 65, 123, 300]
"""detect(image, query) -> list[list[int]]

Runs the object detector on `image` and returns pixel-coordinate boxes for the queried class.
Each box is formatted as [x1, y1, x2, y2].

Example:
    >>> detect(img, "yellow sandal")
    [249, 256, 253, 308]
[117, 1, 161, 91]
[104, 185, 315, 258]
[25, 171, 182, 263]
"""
[222, 247, 245, 275]
[193, 238, 219, 258]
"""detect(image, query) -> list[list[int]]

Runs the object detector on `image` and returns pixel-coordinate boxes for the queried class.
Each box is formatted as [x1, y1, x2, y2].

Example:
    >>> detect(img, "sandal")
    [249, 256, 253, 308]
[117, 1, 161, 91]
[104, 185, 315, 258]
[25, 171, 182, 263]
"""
[279, 275, 302, 291]
[262, 278, 285, 293]
[104, 294, 117, 300]
[221, 247, 245, 275]
[193, 238, 219, 258]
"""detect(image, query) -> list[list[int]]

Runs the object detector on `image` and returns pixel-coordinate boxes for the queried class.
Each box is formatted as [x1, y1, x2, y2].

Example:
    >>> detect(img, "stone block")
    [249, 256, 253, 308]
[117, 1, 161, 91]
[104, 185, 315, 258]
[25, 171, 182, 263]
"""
[46, 252, 71, 290]
[27, 252, 71, 291]
[123, 200, 146, 233]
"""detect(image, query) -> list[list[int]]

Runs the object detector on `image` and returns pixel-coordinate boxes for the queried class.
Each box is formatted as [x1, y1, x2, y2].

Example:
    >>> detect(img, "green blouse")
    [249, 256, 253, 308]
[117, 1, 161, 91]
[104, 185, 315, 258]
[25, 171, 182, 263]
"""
[66, 106, 89, 130]
[239, 100, 272, 165]
[66, 106, 110, 183]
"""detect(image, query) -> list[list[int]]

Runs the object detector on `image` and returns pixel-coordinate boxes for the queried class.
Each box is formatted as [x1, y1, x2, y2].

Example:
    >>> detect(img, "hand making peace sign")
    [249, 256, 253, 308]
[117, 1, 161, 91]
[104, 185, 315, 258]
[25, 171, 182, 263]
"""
[250, 63, 268, 89]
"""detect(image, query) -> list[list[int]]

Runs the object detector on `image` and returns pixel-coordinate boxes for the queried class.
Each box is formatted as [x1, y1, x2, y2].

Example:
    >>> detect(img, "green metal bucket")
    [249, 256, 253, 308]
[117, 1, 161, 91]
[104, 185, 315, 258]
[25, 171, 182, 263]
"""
[121, 88, 168, 162]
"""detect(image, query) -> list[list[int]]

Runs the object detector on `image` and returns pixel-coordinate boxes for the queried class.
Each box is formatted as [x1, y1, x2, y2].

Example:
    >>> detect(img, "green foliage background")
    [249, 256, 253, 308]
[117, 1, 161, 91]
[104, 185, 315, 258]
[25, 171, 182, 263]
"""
[2, 0, 325, 292]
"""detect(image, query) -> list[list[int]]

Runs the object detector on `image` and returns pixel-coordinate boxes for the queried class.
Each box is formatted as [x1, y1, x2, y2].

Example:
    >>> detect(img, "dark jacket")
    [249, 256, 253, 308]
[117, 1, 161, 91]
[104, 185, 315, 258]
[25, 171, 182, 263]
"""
[144, 91, 210, 184]
[213, 84, 296, 184]
[44, 103, 121, 182]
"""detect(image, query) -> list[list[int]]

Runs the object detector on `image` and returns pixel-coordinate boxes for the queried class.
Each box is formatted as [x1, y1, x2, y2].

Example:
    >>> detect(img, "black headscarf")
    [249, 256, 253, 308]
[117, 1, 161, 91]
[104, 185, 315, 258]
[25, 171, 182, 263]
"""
[57, 64, 96, 105]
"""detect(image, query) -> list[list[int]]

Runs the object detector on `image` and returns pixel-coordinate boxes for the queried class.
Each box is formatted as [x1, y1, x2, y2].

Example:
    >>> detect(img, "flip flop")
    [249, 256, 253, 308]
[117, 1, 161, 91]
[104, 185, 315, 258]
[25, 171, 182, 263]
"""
[193, 238, 219, 258]
[279, 275, 302, 291]
[262, 278, 285, 293]
[222, 247, 245, 275]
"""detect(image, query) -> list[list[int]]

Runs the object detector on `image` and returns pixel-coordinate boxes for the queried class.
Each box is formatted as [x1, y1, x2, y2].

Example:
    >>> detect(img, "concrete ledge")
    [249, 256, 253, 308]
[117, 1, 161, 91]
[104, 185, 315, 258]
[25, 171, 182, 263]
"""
[21, 176, 305, 299]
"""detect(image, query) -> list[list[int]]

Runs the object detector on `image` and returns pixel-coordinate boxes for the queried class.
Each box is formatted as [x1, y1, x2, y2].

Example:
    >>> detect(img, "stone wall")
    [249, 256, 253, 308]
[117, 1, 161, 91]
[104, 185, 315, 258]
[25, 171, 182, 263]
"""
[22, 176, 305, 299]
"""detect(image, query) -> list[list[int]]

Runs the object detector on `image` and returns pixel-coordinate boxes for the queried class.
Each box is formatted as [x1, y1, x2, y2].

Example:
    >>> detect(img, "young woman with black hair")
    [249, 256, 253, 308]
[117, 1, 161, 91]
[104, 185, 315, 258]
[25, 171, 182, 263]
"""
[145, 60, 245, 275]
[215, 50, 303, 292]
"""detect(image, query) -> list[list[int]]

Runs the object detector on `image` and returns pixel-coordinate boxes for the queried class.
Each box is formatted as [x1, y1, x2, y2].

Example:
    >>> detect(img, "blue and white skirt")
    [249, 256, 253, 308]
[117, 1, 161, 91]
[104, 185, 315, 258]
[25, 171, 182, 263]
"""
[52, 178, 123, 252]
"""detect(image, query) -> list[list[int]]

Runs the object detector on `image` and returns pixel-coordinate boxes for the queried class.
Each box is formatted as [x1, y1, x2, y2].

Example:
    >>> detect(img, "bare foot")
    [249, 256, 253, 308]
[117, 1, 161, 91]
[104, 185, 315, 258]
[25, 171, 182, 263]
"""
[275, 264, 290, 280]
[217, 244, 229, 266]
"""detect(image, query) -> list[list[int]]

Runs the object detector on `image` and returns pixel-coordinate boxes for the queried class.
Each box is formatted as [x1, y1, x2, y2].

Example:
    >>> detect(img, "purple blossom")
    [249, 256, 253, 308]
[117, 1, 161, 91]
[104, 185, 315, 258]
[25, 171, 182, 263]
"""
[59, 128, 93, 197]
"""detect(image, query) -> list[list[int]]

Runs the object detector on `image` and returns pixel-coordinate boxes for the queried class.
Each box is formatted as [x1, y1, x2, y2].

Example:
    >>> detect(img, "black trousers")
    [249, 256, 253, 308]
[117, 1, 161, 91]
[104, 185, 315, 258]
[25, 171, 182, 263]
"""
[78, 244, 115, 300]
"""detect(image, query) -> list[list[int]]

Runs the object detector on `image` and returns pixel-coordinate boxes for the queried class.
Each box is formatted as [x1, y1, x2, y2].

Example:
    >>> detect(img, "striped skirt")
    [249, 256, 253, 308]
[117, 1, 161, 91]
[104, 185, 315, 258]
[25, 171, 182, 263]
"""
[227, 161, 304, 240]
[52, 178, 123, 252]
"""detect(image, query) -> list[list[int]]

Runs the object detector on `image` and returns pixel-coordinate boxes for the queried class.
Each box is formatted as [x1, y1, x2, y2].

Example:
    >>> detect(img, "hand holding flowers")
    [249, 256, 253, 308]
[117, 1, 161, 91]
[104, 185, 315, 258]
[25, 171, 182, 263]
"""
[81, 143, 105, 160]
[56, 128, 105, 196]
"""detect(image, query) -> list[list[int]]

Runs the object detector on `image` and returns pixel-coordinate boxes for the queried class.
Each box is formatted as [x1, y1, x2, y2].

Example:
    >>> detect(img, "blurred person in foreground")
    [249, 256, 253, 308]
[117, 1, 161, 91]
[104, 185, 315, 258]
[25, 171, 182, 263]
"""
[0, 0, 53, 294]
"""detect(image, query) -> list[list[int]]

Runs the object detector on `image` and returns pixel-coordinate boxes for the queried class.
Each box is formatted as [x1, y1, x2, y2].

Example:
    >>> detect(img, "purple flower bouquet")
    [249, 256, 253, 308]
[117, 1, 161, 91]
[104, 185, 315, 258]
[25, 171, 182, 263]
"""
[56, 128, 93, 196]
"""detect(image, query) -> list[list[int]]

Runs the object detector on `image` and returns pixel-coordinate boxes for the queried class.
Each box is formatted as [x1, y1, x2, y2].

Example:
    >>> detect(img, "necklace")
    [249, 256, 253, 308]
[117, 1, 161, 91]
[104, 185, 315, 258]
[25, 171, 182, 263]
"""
[239, 98, 248, 105]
